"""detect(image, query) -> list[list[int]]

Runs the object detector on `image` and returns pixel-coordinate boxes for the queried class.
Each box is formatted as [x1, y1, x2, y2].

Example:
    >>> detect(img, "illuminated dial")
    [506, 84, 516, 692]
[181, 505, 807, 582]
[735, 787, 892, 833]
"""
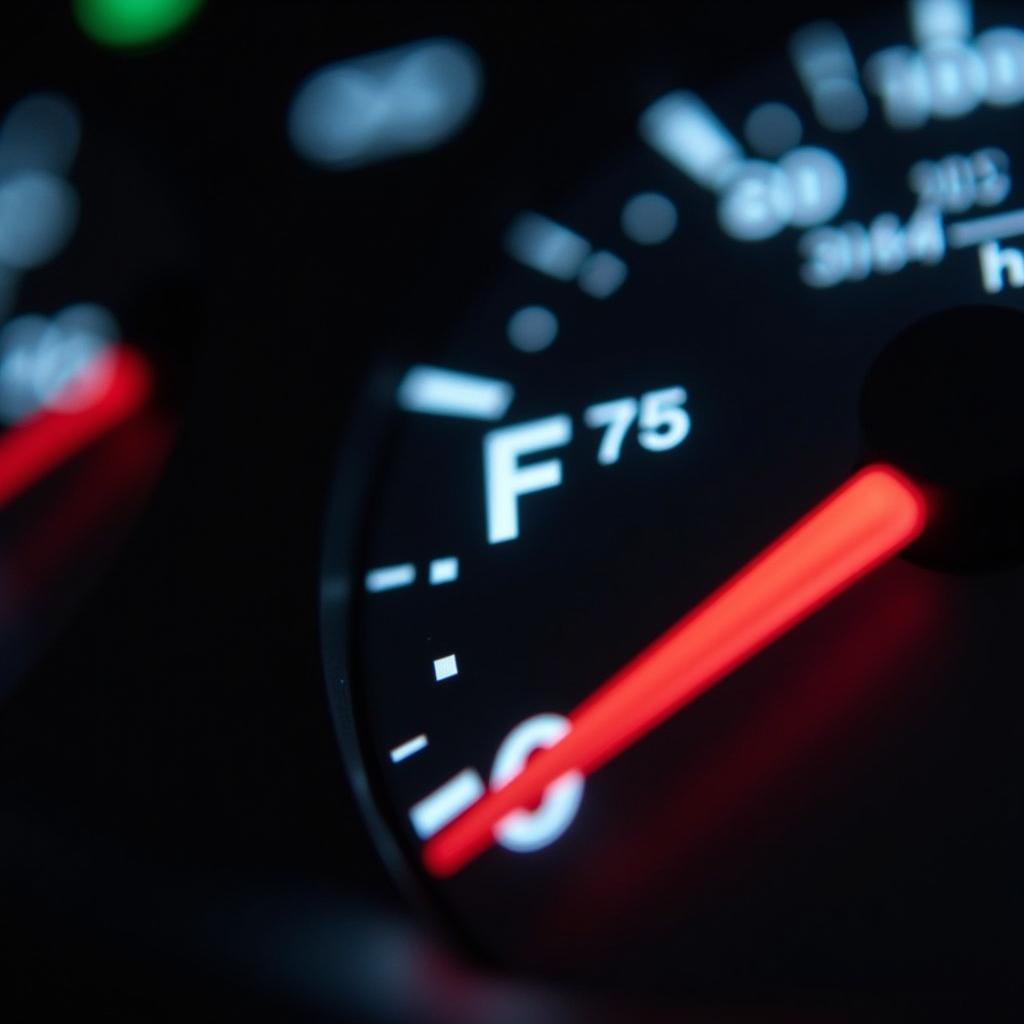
[321, 0, 1022, 1001]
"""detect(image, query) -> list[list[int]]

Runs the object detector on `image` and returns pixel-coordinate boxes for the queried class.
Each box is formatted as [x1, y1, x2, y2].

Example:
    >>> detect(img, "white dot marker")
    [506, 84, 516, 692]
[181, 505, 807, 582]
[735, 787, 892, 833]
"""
[743, 102, 803, 157]
[433, 654, 459, 682]
[507, 305, 558, 352]
[429, 557, 459, 584]
[621, 192, 678, 245]
[577, 251, 628, 298]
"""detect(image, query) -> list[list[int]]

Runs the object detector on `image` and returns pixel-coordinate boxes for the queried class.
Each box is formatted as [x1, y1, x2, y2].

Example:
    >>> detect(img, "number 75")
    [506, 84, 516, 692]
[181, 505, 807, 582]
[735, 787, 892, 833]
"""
[583, 386, 691, 465]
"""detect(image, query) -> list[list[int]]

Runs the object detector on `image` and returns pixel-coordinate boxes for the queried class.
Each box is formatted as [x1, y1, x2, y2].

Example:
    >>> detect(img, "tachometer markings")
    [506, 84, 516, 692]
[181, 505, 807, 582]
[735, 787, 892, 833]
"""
[743, 103, 803, 158]
[621, 192, 678, 245]
[390, 733, 429, 763]
[789, 21, 868, 132]
[366, 556, 463, 592]
[577, 251, 628, 298]
[505, 212, 591, 281]
[433, 654, 459, 682]
[365, 563, 416, 592]
[409, 768, 485, 840]
[911, 0, 971, 47]
[504, 212, 627, 299]
[397, 365, 514, 421]
[639, 91, 743, 190]
[639, 90, 848, 242]
[947, 208, 1024, 248]
[428, 556, 459, 585]
[507, 305, 559, 352]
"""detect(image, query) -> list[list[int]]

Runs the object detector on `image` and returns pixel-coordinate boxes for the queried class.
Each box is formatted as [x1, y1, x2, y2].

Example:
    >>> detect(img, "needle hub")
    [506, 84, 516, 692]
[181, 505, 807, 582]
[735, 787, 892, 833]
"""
[861, 305, 1024, 571]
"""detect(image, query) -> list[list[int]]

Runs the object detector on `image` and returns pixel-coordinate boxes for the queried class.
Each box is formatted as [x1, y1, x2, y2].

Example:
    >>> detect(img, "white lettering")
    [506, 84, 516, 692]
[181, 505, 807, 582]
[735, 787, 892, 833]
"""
[978, 240, 1024, 293]
[484, 415, 572, 544]
[800, 206, 945, 288]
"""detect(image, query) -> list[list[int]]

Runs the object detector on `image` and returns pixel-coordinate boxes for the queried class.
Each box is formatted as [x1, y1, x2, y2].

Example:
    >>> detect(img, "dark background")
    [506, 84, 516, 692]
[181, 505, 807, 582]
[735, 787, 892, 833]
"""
[0, 2, 957, 1018]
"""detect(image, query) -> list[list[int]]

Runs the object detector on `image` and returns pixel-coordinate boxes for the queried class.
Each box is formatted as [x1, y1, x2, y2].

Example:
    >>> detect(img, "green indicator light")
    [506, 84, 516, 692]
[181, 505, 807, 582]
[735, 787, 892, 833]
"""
[73, 0, 204, 49]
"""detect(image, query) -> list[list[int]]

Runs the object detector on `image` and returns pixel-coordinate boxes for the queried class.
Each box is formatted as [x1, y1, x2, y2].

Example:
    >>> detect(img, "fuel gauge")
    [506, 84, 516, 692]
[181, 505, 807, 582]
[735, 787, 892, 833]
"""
[323, 0, 1024, 1002]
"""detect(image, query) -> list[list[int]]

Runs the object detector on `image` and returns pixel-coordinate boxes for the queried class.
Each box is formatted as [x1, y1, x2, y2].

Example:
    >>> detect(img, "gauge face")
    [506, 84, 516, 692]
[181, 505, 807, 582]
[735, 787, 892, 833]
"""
[322, 1, 1023, 999]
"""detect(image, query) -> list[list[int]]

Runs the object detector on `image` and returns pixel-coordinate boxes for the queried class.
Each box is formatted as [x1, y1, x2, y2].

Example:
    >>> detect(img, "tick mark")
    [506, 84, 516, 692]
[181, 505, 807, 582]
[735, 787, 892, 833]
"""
[365, 563, 416, 592]
[409, 768, 485, 839]
[390, 733, 429, 763]
[397, 365, 514, 421]
[429, 557, 459, 584]
[433, 654, 458, 682]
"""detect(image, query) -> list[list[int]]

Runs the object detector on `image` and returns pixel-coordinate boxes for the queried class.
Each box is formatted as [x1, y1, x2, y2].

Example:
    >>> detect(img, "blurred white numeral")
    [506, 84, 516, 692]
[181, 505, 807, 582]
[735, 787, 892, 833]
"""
[584, 387, 690, 465]
[638, 386, 691, 452]
[584, 397, 638, 465]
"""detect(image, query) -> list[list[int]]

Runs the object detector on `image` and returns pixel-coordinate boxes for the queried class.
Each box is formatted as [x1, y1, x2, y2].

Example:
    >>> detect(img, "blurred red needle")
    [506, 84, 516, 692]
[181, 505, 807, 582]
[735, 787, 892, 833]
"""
[423, 464, 928, 878]
[0, 345, 151, 509]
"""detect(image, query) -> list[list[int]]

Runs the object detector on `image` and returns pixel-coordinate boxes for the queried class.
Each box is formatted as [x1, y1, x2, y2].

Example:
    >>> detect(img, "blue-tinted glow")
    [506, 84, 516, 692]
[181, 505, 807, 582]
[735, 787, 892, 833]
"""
[977, 29, 1024, 107]
[978, 240, 1024, 293]
[779, 146, 848, 227]
[790, 22, 868, 131]
[504, 212, 591, 281]
[54, 302, 120, 342]
[620, 192, 678, 245]
[428, 556, 459, 584]
[365, 563, 416, 592]
[390, 734, 429, 763]
[0, 94, 81, 176]
[288, 38, 482, 170]
[0, 93, 82, 324]
[866, 27, 1024, 127]
[397, 364, 513, 420]
[505, 215, 629, 299]
[911, 0, 972, 46]
[0, 171, 78, 271]
[507, 305, 558, 352]
[0, 303, 119, 424]
[409, 768, 485, 840]
[947, 207, 1024, 248]
[743, 102, 803, 157]
[578, 250, 628, 298]
[433, 654, 458, 682]
[717, 160, 793, 241]
[865, 47, 932, 129]
[639, 91, 743, 190]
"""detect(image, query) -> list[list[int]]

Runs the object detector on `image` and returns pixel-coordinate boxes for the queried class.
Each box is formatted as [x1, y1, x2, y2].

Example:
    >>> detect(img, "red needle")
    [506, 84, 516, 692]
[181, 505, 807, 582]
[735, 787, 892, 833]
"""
[423, 464, 928, 878]
[0, 345, 151, 509]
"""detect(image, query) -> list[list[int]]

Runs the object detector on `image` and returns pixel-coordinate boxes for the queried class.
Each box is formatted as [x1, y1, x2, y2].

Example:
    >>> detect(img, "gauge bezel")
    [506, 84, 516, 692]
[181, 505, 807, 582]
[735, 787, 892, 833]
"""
[318, 356, 490, 960]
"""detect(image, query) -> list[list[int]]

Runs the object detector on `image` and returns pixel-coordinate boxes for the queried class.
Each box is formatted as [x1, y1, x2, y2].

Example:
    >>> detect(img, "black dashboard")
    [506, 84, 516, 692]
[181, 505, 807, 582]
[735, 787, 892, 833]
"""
[1, 2, 1021, 1018]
